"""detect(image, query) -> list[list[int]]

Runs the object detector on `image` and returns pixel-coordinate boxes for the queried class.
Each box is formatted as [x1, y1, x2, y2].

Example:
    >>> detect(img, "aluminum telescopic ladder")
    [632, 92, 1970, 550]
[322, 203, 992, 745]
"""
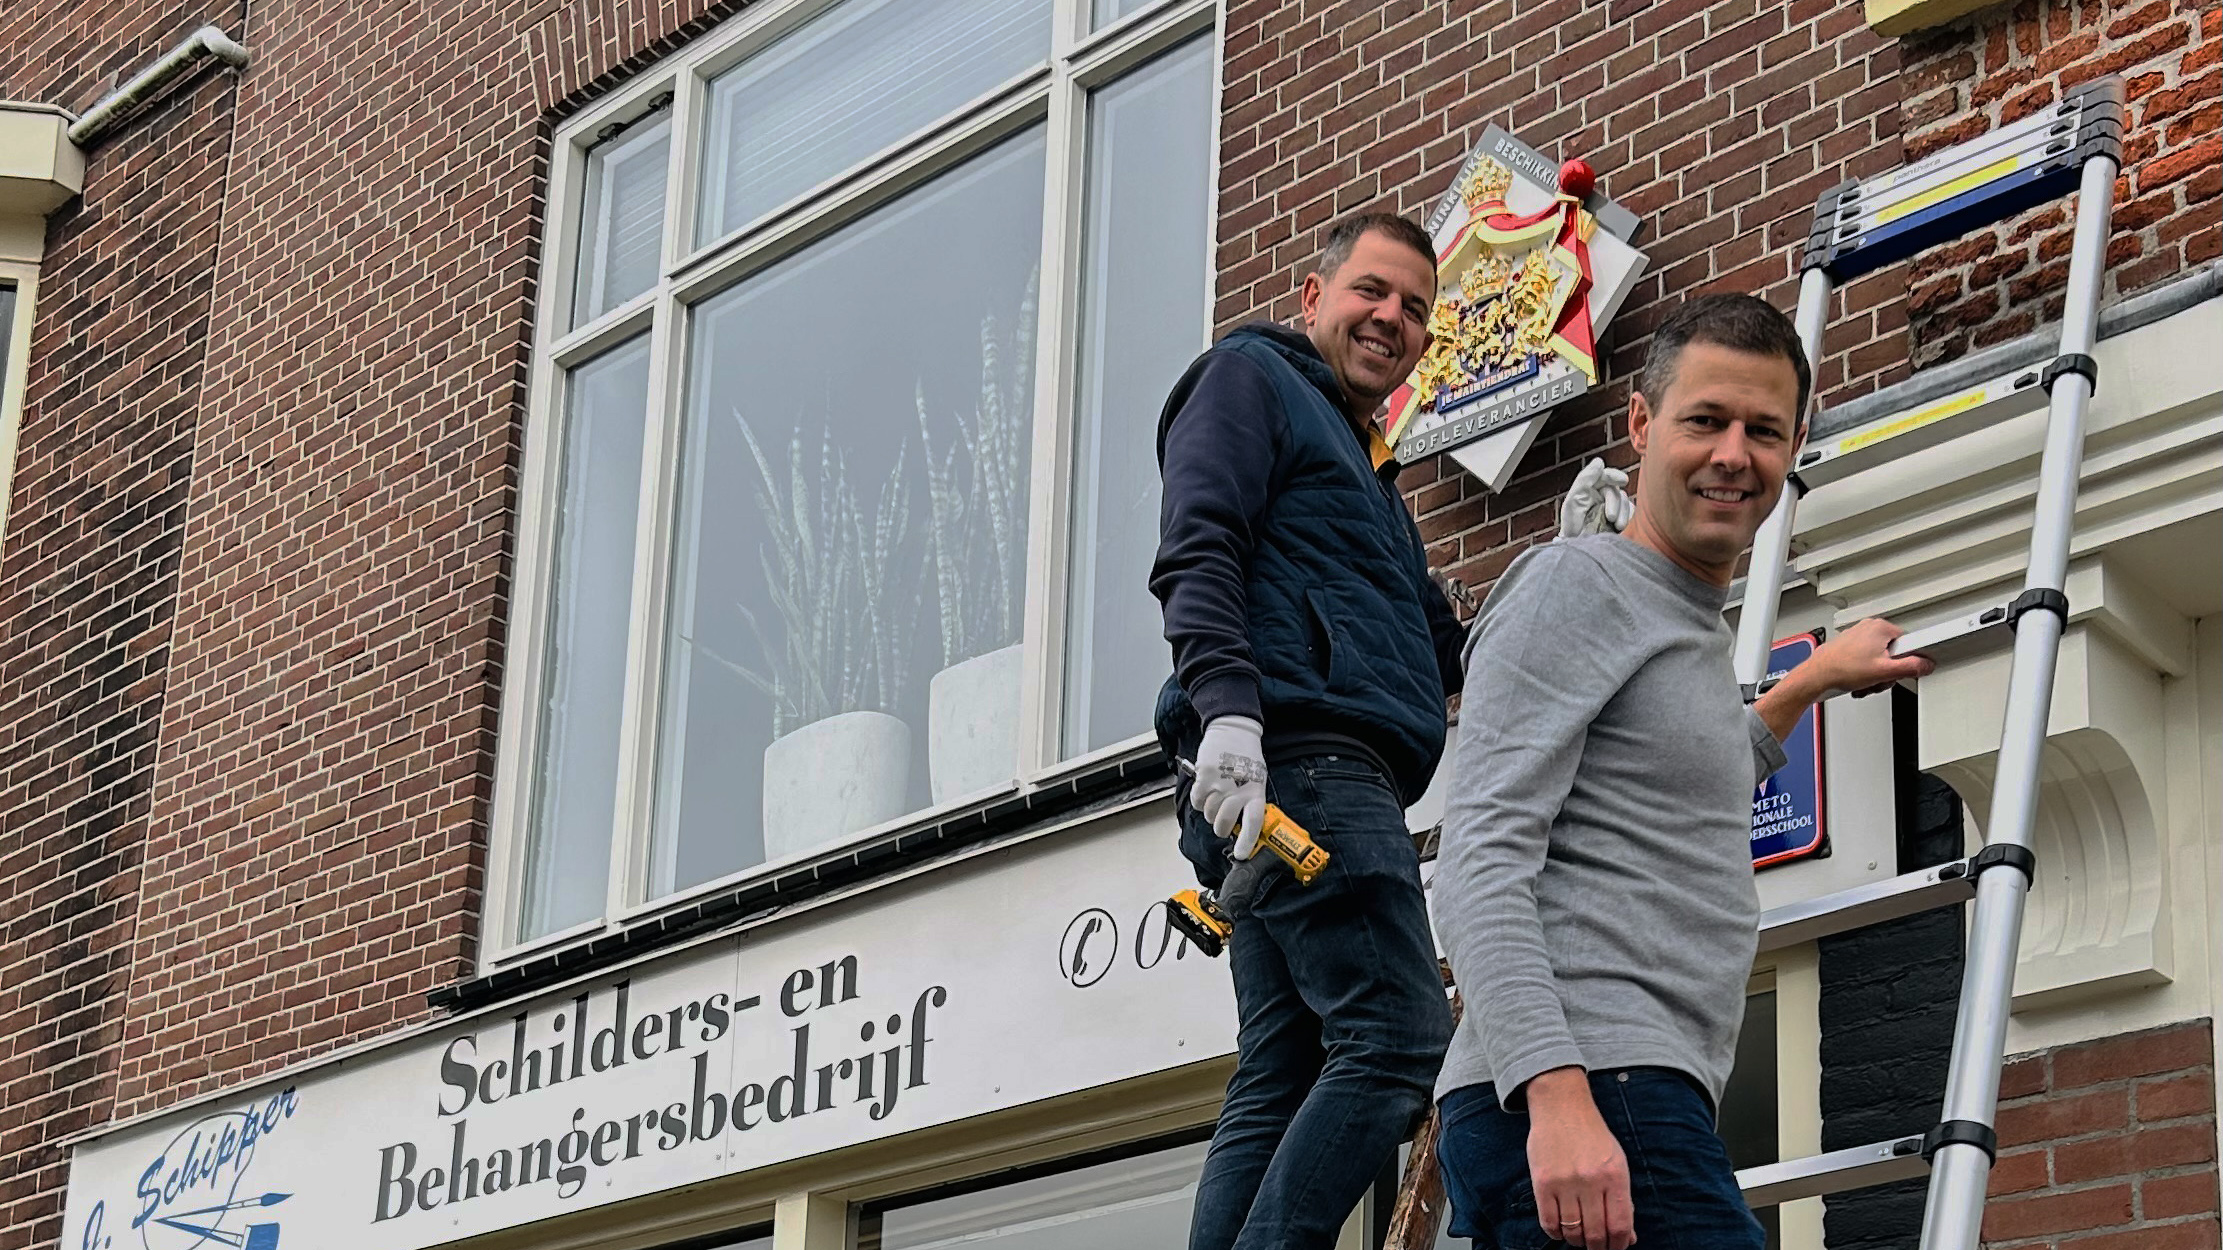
[1383, 76, 2126, 1250]
[1728, 75, 2125, 1250]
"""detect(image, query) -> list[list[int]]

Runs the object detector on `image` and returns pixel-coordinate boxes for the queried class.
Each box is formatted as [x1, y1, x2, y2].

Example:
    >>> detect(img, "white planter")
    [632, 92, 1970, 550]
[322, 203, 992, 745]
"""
[761, 710, 911, 861]
[927, 643, 1023, 804]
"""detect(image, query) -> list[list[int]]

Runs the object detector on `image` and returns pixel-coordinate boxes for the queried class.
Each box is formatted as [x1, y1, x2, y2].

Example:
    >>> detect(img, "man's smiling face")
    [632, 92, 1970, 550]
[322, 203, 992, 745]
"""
[1300, 228, 1434, 423]
[1625, 339, 1802, 585]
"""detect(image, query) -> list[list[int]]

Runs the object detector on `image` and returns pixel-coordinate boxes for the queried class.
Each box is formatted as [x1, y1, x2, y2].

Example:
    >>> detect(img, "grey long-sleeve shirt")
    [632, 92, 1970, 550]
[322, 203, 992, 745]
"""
[1434, 534, 1787, 1109]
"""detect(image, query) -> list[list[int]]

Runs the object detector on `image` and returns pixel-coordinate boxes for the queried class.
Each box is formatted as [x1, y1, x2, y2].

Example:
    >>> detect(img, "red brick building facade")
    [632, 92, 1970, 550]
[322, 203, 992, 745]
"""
[1, 0, 2215, 1247]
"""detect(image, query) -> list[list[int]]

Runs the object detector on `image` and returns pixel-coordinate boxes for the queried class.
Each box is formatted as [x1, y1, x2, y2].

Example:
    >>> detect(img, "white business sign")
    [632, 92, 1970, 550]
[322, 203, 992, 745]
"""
[61, 805, 1233, 1250]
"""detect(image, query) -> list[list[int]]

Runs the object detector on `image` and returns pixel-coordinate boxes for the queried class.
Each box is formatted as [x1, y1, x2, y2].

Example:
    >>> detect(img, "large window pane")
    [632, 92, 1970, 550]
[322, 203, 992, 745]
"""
[657, 131, 1046, 896]
[1061, 38, 1214, 758]
[858, 1141, 1205, 1249]
[522, 336, 653, 939]
[572, 112, 671, 328]
[697, 0, 1052, 245]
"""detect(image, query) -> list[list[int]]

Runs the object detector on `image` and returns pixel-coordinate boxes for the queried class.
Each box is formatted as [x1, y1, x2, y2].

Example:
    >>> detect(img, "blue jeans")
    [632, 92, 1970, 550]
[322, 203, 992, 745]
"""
[1179, 755, 1454, 1250]
[1436, 1070, 1766, 1250]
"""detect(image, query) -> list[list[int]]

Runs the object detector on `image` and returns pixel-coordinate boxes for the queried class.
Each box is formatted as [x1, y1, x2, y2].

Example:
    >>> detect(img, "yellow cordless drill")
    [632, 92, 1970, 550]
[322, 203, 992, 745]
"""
[1166, 801, 1330, 958]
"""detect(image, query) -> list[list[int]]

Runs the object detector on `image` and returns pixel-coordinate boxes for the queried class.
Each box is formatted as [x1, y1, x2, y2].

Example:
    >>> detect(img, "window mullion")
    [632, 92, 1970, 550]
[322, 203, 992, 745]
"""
[1014, 67, 1089, 781]
[606, 288, 688, 919]
[663, 68, 708, 277]
[1051, 0, 1087, 60]
[1065, 0, 1215, 88]
[606, 61, 707, 920]
[1202, 0, 1226, 345]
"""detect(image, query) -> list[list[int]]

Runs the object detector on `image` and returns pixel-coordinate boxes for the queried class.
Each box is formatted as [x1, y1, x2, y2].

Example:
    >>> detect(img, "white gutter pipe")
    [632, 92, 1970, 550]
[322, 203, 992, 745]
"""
[67, 26, 249, 148]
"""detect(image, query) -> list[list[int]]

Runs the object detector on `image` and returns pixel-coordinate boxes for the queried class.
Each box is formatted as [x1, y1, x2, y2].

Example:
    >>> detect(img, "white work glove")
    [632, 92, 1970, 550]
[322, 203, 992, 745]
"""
[1193, 715, 1269, 861]
[1557, 457, 1634, 539]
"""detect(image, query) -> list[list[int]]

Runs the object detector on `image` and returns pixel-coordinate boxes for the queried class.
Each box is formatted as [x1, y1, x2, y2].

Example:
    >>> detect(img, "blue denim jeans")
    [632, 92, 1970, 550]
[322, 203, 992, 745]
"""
[1179, 755, 1454, 1250]
[1436, 1070, 1766, 1250]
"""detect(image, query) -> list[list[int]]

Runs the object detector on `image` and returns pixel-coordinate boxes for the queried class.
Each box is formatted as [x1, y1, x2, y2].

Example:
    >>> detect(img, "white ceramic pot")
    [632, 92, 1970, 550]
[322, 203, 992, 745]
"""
[926, 643, 1023, 804]
[761, 710, 911, 861]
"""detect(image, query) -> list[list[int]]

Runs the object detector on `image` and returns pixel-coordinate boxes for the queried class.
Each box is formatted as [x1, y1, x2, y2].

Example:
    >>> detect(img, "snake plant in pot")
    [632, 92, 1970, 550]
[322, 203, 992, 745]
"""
[918, 276, 1036, 802]
[719, 412, 915, 861]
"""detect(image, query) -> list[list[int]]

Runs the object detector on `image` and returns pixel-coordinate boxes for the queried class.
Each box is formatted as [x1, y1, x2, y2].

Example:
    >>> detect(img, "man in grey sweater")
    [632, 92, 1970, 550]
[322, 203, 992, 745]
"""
[1431, 294, 1935, 1250]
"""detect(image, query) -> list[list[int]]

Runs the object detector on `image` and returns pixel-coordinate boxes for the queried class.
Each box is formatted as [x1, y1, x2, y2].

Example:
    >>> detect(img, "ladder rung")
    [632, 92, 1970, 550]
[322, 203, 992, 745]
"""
[1739, 1136, 1928, 1206]
[1796, 366, 2048, 487]
[1889, 599, 2019, 666]
[1746, 596, 2016, 701]
[1803, 78, 2122, 280]
[1758, 860, 1976, 952]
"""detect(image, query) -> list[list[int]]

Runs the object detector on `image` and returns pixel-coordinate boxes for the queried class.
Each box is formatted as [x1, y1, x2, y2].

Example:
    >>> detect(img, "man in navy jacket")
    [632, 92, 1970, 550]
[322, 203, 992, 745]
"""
[1153, 212, 1465, 1250]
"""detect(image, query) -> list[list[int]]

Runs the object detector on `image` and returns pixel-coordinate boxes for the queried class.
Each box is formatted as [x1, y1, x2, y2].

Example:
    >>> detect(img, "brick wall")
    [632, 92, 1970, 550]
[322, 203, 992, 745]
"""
[1897, 0, 2219, 368]
[0, 1, 750, 1245]
[1984, 1020, 2220, 1248]
[1217, 0, 1915, 593]
[96, 0, 765, 1119]
[0, 10, 245, 1244]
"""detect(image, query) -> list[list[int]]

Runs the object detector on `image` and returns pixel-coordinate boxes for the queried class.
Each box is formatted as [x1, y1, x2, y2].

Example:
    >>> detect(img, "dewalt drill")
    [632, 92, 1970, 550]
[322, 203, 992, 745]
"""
[1167, 802, 1330, 958]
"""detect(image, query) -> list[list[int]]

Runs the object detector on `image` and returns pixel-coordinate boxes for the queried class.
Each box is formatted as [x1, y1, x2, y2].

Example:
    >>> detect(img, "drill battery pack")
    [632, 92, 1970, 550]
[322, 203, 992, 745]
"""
[1166, 889, 1233, 958]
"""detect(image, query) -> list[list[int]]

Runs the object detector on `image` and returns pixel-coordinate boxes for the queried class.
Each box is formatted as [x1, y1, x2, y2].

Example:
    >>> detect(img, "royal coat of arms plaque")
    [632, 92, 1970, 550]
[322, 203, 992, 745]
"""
[1384, 127, 1650, 491]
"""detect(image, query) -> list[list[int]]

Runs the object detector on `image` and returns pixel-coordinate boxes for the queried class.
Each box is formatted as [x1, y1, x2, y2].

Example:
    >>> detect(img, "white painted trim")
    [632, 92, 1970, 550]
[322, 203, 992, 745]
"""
[1770, 945, 1826, 1249]
[549, 293, 658, 368]
[482, 124, 590, 955]
[1016, 52, 1087, 775]
[606, 292, 687, 920]
[772, 1191, 846, 1250]
[0, 259, 39, 556]
[1025, 730, 1157, 786]
[1074, 0, 1195, 57]
[1068, 0, 1213, 88]
[2203, 618, 2223, 1205]
[1200, 0, 1226, 336]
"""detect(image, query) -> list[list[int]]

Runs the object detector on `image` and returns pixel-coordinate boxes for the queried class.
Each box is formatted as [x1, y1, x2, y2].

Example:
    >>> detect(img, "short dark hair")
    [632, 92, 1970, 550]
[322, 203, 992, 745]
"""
[1315, 211, 1437, 282]
[1638, 293, 1812, 424]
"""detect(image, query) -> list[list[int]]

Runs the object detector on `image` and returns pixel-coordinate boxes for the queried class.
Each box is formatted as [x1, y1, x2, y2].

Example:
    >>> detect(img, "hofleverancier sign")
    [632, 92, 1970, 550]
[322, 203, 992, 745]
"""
[1385, 126, 1649, 491]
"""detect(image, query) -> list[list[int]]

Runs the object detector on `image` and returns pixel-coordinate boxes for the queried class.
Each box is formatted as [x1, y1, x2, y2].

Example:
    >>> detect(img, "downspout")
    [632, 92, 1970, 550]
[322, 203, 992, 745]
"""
[66, 26, 249, 149]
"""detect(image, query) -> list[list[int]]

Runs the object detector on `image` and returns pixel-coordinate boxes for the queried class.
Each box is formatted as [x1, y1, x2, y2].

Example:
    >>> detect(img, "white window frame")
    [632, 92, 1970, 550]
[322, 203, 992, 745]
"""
[0, 262, 37, 553]
[1748, 944, 1826, 1250]
[485, 0, 1224, 966]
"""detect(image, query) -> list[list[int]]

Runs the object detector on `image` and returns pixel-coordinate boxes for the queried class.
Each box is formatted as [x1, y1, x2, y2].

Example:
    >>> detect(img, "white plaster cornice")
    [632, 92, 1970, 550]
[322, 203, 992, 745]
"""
[1792, 295, 2223, 632]
[1794, 294, 2221, 1022]
[0, 101, 82, 261]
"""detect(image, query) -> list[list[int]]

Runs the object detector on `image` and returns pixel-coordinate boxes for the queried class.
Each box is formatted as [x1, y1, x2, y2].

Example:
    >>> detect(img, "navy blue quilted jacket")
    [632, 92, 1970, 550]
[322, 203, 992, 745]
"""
[1149, 322, 1465, 806]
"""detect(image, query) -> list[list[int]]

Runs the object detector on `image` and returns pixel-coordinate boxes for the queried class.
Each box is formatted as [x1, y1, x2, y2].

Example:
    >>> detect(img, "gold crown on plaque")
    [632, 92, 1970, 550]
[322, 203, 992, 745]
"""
[1459, 158, 1513, 209]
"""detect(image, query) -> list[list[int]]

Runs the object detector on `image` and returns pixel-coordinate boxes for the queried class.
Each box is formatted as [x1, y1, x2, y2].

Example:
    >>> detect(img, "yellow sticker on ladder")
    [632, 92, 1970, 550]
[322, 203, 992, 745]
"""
[1872, 153, 2026, 228]
[1836, 389, 1987, 455]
